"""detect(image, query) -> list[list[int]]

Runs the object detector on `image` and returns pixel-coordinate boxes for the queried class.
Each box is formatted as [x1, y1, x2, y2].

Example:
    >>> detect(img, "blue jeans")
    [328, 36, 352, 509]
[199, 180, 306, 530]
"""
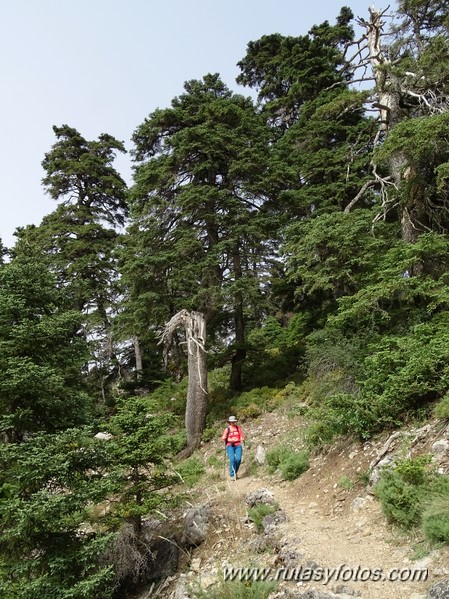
[226, 444, 242, 477]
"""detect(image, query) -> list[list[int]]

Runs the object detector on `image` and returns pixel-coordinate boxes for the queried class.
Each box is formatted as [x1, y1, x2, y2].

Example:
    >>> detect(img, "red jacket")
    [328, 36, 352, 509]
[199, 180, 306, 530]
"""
[221, 424, 244, 446]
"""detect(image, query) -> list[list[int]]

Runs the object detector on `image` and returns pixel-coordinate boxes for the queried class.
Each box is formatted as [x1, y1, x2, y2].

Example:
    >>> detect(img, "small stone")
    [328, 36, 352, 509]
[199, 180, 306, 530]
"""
[190, 558, 201, 571]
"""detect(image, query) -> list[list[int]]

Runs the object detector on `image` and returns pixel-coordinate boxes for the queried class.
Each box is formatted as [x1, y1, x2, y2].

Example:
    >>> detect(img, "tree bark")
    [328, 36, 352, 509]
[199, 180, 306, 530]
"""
[230, 244, 247, 392]
[133, 335, 143, 381]
[365, 8, 427, 245]
[160, 310, 208, 457]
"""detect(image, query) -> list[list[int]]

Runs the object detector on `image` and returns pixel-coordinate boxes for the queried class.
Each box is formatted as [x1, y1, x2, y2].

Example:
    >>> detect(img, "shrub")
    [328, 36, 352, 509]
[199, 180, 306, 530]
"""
[266, 445, 290, 474]
[145, 378, 188, 415]
[374, 457, 430, 529]
[235, 402, 263, 421]
[279, 451, 309, 481]
[422, 495, 449, 543]
[395, 455, 430, 485]
[207, 455, 221, 468]
[304, 392, 364, 447]
[434, 394, 449, 420]
[266, 445, 309, 480]
[247, 503, 279, 532]
[202, 426, 218, 442]
[231, 387, 279, 420]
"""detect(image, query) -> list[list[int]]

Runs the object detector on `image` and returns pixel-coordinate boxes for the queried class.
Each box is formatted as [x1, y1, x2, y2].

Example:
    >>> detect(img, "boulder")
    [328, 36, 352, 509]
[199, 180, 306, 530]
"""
[182, 505, 209, 546]
[246, 488, 276, 507]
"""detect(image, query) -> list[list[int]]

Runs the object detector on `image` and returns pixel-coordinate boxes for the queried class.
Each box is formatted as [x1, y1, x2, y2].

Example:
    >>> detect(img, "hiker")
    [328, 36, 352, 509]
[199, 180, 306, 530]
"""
[221, 416, 245, 479]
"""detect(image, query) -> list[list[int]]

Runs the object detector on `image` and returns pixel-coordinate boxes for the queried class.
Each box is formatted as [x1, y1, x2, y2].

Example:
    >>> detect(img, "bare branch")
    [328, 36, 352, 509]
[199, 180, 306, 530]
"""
[344, 180, 376, 213]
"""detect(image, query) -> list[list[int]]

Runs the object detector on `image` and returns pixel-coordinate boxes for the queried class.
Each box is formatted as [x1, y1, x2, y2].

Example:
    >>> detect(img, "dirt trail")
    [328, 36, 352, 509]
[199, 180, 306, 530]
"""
[201, 412, 449, 599]
[227, 475, 431, 598]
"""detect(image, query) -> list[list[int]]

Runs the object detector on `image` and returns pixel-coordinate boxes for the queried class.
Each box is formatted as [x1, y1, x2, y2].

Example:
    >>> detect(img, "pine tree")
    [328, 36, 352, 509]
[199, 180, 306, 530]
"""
[13, 125, 129, 400]
[124, 74, 275, 390]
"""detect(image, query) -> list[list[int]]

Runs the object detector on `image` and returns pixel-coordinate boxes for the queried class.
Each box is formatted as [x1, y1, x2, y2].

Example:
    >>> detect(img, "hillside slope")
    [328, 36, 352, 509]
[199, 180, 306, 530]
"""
[152, 410, 449, 599]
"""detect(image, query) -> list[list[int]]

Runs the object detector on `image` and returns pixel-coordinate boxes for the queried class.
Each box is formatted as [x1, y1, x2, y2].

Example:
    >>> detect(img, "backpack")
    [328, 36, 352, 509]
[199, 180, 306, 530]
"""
[225, 425, 242, 447]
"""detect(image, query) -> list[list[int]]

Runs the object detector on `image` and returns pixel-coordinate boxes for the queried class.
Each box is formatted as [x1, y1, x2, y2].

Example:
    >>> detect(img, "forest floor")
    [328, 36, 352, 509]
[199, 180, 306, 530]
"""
[169, 409, 449, 599]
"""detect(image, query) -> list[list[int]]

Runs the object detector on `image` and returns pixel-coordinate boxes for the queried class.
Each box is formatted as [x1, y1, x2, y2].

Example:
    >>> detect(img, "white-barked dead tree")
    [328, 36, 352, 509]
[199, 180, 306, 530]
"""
[159, 310, 208, 458]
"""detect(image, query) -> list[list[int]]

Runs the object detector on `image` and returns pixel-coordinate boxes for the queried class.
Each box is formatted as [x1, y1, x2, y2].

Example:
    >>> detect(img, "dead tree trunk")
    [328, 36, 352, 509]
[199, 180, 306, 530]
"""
[133, 335, 143, 381]
[159, 310, 208, 458]
[365, 8, 426, 246]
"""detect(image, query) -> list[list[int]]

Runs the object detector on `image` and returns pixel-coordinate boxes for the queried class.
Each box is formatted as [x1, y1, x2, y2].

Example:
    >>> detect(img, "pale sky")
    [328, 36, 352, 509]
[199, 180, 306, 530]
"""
[1, 0, 386, 248]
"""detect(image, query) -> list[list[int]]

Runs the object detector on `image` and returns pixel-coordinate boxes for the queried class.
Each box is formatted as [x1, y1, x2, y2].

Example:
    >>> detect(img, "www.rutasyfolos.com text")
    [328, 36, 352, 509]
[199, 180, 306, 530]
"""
[222, 564, 429, 585]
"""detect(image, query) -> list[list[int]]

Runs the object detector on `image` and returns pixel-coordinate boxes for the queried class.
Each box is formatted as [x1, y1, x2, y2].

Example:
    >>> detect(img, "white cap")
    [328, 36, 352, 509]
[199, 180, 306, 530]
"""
[228, 415, 237, 422]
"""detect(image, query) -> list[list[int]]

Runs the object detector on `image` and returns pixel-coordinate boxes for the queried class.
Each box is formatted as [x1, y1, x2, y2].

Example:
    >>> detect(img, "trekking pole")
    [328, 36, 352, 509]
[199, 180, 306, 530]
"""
[223, 445, 227, 480]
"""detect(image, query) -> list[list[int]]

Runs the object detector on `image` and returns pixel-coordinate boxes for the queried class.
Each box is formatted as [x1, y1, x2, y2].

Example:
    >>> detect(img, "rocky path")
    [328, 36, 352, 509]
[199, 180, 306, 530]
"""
[227, 475, 434, 599]
[209, 412, 449, 599]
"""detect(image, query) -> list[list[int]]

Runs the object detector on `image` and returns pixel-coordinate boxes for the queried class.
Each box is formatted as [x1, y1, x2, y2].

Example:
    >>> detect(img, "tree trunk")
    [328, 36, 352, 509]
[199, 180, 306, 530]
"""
[230, 298, 246, 391]
[230, 245, 247, 391]
[133, 335, 143, 381]
[160, 310, 208, 457]
[365, 8, 425, 245]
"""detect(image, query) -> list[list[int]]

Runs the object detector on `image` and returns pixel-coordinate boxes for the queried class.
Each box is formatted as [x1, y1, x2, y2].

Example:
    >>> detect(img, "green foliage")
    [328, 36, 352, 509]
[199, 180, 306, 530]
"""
[191, 580, 277, 599]
[0, 258, 92, 440]
[286, 210, 397, 304]
[0, 392, 183, 597]
[5, 5, 449, 591]
[245, 314, 309, 387]
[207, 455, 221, 468]
[375, 112, 449, 233]
[266, 445, 309, 480]
[305, 292, 449, 441]
[230, 387, 280, 421]
[434, 393, 449, 419]
[338, 475, 354, 491]
[144, 377, 188, 416]
[174, 457, 206, 487]
[422, 495, 449, 543]
[0, 428, 116, 599]
[202, 426, 219, 443]
[279, 451, 309, 481]
[13, 123, 128, 403]
[247, 503, 279, 532]
[333, 234, 449, 332]
[205, 367, 234, 420]
[104, 396, 179, 528]
[304, 327, 366, 404]
[125, 73, 276, 390]
[236, 9, 356, 128]
[374, 456, 444, 531]
[354, 313, 449, 435]
[266, 445, 290, 474]
[395, 455, 431, 485]
[375, 472, 428, 529]
[304, 392, 364, 447]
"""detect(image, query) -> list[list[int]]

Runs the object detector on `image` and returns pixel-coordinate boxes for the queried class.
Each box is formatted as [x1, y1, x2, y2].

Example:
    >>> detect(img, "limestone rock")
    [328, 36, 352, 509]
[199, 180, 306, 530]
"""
[94, 431, 113, 440]
[246, 488, 276, 507]
[255, 444, 267, 465]
[262, 510, 287, 535]
[428, 579, 449, 598]
[182, 505, 209, 547]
